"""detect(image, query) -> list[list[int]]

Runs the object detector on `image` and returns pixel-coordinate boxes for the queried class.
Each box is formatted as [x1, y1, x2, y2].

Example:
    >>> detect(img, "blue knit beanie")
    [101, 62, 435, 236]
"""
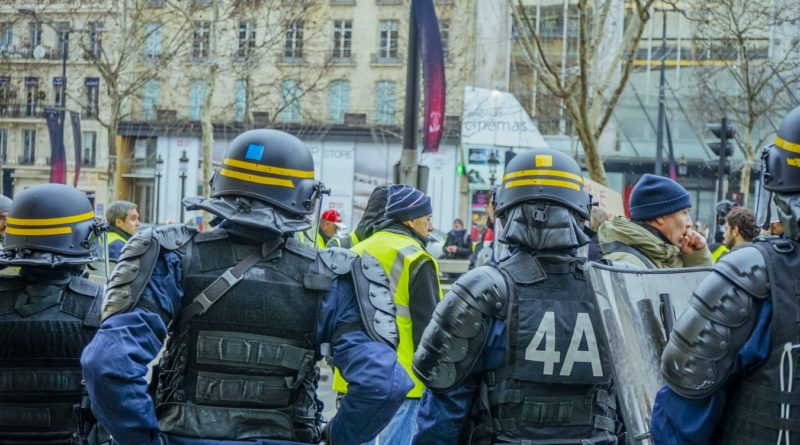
[629, 174, 691, 221]
[385, 184, 432, 222]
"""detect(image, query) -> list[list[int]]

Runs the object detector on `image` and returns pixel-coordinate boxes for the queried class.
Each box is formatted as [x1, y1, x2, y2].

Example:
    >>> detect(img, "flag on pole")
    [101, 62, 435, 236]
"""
[413, 0, 446, 153]
[71, 111, 82, 187]
[44, 108, 67, 184]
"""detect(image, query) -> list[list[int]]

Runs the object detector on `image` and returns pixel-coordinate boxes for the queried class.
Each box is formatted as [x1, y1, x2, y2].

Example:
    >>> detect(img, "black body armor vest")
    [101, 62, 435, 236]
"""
[478, 257, 617, 445]
[155, 230, 326, 443]
[717, 238, 800, 445]
[0, 273, 102, 444]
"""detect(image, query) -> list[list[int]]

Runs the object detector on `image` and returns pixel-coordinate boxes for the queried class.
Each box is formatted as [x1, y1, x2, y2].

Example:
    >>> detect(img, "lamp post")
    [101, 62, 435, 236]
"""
[487, 149, 500, 187]
[179, 150, 189, 223]
[677, 155, 688, 177]
[19, 8, 68, 180]
[154, 154, 163, 224]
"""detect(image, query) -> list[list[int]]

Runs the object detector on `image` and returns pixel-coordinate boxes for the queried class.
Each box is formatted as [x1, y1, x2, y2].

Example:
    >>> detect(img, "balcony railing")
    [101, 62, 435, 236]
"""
[327, 50, 355, 65]
[19, 155, 35, 165]
[371, 51, 402, 65]
[0, 102, 61, 119]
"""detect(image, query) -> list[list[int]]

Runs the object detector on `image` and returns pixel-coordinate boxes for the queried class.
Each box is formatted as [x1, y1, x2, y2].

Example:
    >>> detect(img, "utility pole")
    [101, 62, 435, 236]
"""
[399, 5, 419, 187]
[655, 9, 667, 176]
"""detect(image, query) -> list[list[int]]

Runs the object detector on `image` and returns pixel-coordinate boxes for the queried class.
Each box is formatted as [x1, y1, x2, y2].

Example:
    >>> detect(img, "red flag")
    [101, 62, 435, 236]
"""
[413, 0, 446, 153]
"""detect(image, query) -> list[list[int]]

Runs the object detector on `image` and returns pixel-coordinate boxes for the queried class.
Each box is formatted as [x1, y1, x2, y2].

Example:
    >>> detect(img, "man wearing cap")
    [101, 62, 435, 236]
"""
[598, 173, 712, 269]
[0, 194, 11, 249]
[333, 184, 442, 445]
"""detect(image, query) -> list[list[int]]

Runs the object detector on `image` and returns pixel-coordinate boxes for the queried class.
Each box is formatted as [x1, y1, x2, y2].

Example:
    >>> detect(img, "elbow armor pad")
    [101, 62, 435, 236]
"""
[412, 266, 508, 392]
[661, 246, 767, 398]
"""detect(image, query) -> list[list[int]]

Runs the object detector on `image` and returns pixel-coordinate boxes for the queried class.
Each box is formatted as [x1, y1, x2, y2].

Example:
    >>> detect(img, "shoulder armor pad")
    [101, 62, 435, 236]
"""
[352, 252, 398, 348]
[68, 275, 102, 297]
[102, 228, 190, 320]
[498, 252, 546, 285]
[714, 245, 769, 299]
[67, 276, 103, 328]
[152, 224, 197, 250]
[412, 265, 508, 392]
[285, 236, 317, 260]
[304, 247, 358, 291]
[662, 270, 759, 398]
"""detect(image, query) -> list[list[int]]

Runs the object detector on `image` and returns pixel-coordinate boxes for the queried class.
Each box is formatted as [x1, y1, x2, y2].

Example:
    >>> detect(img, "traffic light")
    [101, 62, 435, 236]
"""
[707, 121, 737, 156]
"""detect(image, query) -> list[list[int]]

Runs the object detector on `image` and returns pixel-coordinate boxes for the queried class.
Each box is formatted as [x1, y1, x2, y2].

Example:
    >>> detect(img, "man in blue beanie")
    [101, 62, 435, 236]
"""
[597, 173, 712, 268]
[335, 183, 442, 445]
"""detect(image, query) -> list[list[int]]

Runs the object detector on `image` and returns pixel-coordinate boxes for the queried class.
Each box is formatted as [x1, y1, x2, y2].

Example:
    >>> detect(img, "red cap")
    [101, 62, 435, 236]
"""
[321, 209, 346, 229]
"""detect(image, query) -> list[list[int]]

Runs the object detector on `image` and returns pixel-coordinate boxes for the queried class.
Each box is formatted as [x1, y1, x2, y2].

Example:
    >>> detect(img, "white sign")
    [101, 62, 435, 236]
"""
[461, 86, 549, 149]
[584, 178, 625, 217]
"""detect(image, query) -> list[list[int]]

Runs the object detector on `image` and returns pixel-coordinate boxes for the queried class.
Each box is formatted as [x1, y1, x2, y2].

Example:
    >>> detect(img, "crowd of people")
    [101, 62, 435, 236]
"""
[0, 105, 799, 445]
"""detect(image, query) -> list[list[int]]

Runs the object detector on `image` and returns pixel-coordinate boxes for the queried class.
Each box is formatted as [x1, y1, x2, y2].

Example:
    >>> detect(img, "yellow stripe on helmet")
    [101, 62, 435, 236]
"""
[224, 158, 314, 179]
[7, 210, 94, 227]
[776, 137, 800, 154]
[504, 178, 582, 191]
[6, 226, 73, 236]
[219, 168, 295, 188]
[502, 169, 584, 184]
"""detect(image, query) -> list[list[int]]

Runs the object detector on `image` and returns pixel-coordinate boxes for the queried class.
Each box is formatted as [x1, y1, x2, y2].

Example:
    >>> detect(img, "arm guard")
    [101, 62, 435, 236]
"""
[661, 246, 768, 398]
[412, 266, 508, 392]
[101, 225, 196, 321]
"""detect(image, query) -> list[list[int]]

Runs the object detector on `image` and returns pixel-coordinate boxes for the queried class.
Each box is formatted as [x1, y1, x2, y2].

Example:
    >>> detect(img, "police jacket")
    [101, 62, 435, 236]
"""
[80, 224, 413, 445]
[412, 251, 616, 445]
[598, 216, 712, 269]
[0, 267, 104, 443]
[651, 237, 798, 445]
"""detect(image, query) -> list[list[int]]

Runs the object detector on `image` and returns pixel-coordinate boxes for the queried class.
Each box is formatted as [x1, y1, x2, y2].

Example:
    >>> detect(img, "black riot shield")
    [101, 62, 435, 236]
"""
[586, 262, 712, 445]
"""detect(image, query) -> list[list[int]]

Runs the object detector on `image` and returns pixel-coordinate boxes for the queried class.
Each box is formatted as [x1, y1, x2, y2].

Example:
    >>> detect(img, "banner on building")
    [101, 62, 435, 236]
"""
[413, 0, 446, 153]
[71, 111, 82, 187]
[44, 107, 66, 184]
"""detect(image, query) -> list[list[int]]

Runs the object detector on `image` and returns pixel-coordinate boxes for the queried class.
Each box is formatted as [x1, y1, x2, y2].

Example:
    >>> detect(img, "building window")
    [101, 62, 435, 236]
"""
[235, 79, 246, 122]
[374, 80, 396, 124]
[378, 20, 399, 61]
[237, 21, 256, 58]
[88, 22, 102, 58]
[28, 21, 42, 49]
[84, 78, 99, 119]
[279, 79, 301, 122]
[142, 79, 160, 119]
[0, 129, 6, 163]
[22, 129, 36, 164]
[144, 23, 162, 59]
[284, 20, 303, 60]
[56, 22, 69, 59]
[333, 20, 352, 59]
[440, 20, 450, 62]
[24, 77, 40, 117]
[0, 23, 12, 50]
[189, 80, 207, 120]
[53, 77, 65, 107]
[192, 21, 210, 60]
[329, 80, 350, 123]
[82, 131, 96, 166]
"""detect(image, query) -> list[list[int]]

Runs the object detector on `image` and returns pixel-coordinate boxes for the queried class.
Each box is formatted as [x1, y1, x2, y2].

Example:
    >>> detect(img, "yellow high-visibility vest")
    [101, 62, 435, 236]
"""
[332, 230, 442, 398]
[711, 244, 729, 263]
[326, 231, 360, 249]
[106, 230, 129, 261]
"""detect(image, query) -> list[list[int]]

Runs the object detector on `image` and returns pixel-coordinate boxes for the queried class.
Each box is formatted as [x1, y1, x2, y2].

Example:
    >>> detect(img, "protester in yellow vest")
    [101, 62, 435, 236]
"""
[333, 184, 442, 445]
[105, 200, 140, 263]
[326, 186, 389, 249]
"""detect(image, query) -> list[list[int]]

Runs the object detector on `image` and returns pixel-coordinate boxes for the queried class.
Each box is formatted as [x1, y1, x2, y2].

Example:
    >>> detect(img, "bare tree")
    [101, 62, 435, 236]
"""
[68, 0, 193, 199]
[670, 0, 800, 206]
[510, 0, 656, 185]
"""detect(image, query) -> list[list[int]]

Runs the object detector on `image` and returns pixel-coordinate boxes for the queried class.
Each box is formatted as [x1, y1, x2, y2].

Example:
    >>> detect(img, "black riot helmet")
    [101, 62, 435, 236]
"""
[755, 105, 800, 240]
[494, 148, 591, 219]
[2, 184, 102, 266]
[211, 129, 318, 216]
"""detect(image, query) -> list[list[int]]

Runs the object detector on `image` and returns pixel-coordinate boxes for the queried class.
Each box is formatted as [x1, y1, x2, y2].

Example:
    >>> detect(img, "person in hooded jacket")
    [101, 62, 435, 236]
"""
[598, 174, 712, 269]
[326, 186, 388, 249]
[411, 149, 618, 445]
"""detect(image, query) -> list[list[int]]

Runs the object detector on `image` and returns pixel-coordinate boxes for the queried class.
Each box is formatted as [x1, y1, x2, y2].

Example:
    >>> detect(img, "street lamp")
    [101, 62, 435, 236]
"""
[154, 154, 163, 224]
[19, 8, 68, 182]
[487, 149, 500, 187]
[179, 150, 189, 223]
[677, 155, 688, 177]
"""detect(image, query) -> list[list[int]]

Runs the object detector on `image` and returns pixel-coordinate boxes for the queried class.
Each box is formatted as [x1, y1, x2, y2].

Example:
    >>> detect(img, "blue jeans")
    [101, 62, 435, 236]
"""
[363, 398, 420, 445]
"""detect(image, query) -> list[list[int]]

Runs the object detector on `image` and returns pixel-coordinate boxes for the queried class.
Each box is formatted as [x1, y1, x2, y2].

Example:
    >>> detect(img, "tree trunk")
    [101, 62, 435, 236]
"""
[107, 104, 121, 200]
[739, 126, 755, 206]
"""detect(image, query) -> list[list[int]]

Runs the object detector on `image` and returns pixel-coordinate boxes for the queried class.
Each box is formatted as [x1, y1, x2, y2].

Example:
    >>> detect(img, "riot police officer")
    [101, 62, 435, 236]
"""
[80, 129, 412, 445]
[412, 149, 618, 444]
[652, 106, 800, 444]
[0, 183, 108, 444]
